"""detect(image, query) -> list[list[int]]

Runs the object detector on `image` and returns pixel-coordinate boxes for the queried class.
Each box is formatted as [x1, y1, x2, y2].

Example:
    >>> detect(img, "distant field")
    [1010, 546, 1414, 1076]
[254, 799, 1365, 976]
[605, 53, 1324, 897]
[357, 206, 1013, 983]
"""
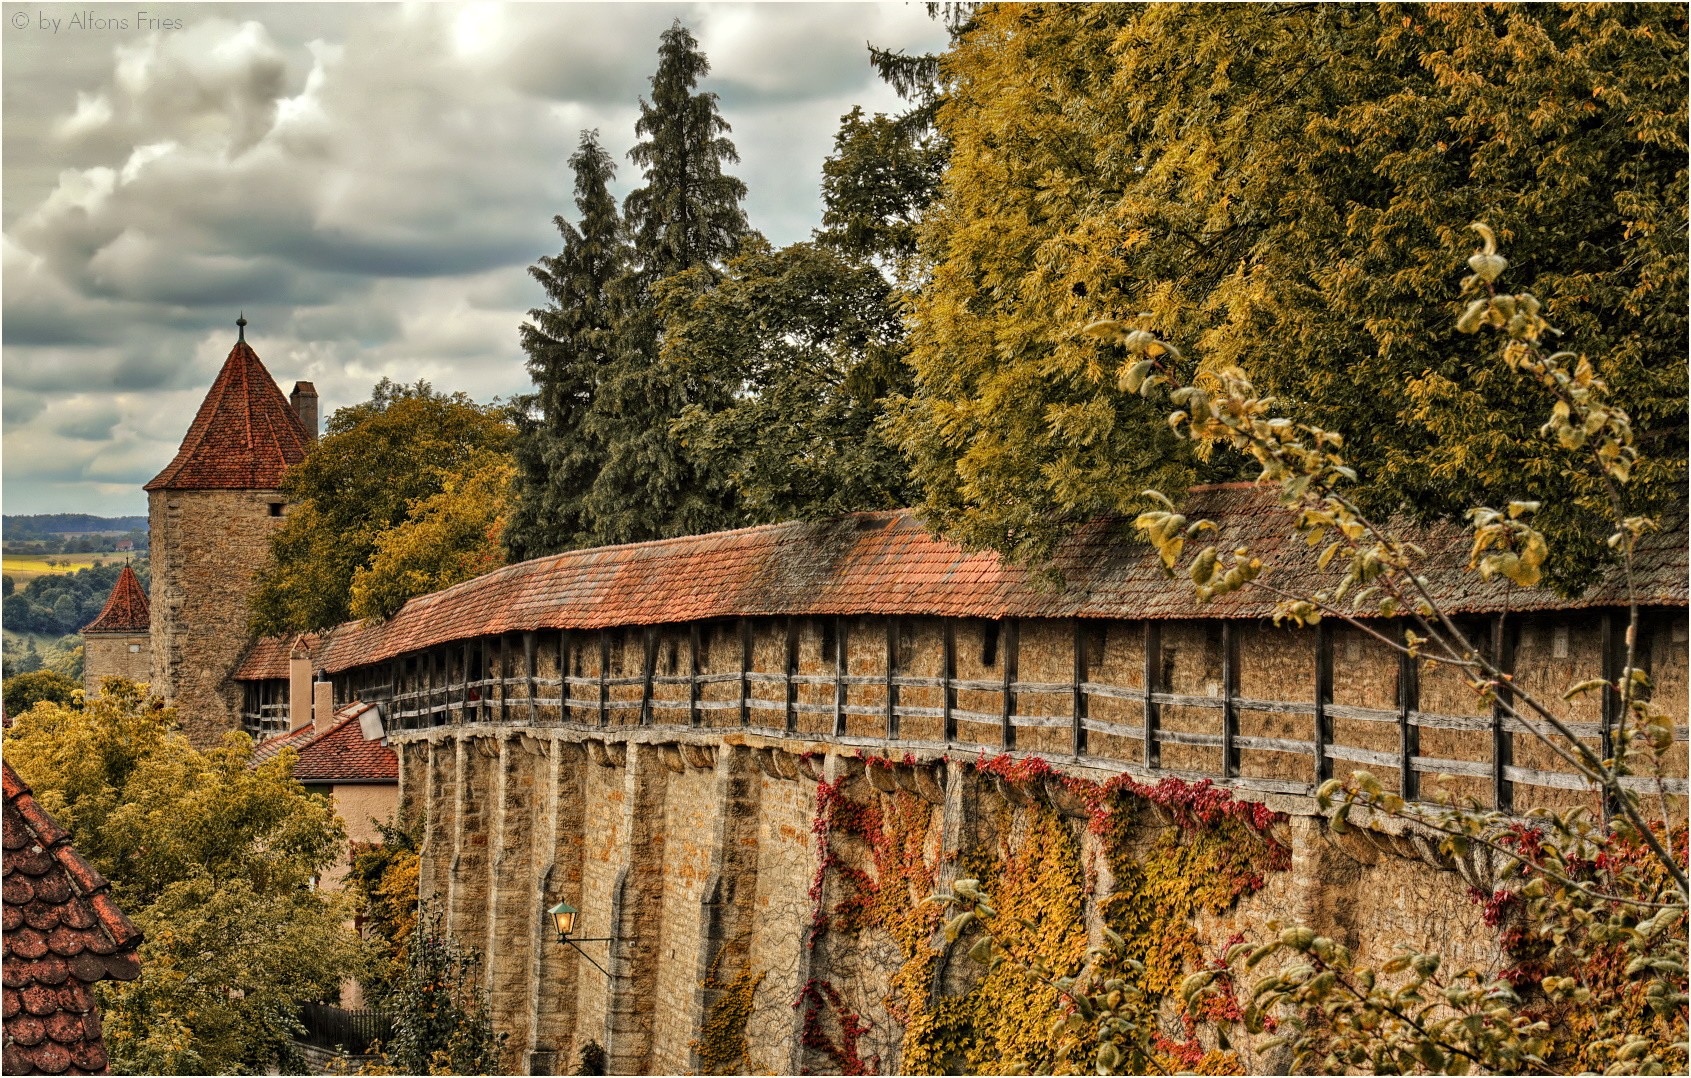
[3, 556, 115, 583]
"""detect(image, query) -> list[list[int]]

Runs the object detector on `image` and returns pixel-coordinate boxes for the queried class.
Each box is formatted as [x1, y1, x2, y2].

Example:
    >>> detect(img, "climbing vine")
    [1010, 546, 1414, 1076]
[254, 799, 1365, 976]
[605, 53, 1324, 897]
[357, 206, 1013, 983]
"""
[691, 940, 766, 1075]
[799, 752, 1291, 1075]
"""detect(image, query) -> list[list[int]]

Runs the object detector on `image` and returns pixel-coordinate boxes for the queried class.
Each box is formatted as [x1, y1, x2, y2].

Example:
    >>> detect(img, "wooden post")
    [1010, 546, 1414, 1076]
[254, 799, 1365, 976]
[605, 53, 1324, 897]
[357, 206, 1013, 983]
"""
[1397, 632, 1420, 801]
[1001, 619, 1019, 750]
[499, 635, 511, 722]
[524, 630, 538, 724]
[689, 623, 702, 727]
[1489, 614, 1515, 813]
[738, 618, 752, 726]
[1314, 620, 1333, 785]
[784, 618, 799, 734]
[482, 638, 494, 723]
[1600, 610, 1622, 819]
[641, 627, 656, 726]
[886, 618, 901, 740]
[598, 630, 610, 726]
[833, 617, 849, 737]
[559, 629, 571, 723]
[1221, 621, 1238, 779]
[943, 621, 957, 744]
[1071, 619, 1088, 757]
[1143, 622, 1161, 768]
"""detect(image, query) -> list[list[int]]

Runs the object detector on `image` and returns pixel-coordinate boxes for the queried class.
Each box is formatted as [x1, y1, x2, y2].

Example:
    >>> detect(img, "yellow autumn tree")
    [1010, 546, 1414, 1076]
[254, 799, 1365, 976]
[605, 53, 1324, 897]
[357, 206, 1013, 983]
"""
[349, 451, 516, 622]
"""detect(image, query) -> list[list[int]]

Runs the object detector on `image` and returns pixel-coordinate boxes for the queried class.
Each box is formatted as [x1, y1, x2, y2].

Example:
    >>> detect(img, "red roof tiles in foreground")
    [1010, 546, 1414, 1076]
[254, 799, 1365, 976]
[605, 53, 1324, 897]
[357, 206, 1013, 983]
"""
[255, 703, 396, 784]
[2, 762, 142, 1076]
[80, 568, 149, 635]
[234, 487, 1688, 681]
[144, 340, 310, 491]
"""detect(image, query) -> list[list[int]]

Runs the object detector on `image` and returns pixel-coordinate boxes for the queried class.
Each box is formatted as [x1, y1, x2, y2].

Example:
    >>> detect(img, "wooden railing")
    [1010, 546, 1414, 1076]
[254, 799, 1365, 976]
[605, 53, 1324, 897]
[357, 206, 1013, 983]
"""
[360, 615, 1688, 804]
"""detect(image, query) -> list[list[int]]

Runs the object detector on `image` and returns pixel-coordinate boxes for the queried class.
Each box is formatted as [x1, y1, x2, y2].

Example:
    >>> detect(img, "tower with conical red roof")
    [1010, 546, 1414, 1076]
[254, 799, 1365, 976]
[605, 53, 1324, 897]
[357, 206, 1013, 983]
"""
[80, 565, 151, 696]
[145, 322, 313, 743]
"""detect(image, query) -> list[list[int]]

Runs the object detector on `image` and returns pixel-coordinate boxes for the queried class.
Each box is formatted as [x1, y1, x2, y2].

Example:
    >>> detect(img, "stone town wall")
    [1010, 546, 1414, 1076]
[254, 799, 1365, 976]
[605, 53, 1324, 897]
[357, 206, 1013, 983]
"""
[81, 632, 150, 696]
[396, 725, 1520, 1076]
[357, 605, 1683, 1074]
[149, 487, 288, 745]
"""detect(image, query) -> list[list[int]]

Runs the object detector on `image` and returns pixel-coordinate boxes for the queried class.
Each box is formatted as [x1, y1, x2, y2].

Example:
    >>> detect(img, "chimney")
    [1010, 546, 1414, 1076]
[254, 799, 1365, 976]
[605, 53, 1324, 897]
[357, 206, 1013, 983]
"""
[313, 681, 335, 735]
[290, 381, 319, 442]
[288, 653, 313, 732]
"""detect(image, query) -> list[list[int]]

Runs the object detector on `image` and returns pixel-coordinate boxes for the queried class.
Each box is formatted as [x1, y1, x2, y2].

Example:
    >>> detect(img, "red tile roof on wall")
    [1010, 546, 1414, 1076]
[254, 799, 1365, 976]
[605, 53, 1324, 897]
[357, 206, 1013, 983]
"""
[80, 568, 149, 635]
[254, 703, 396, 784]
[2, 762, 142, 1077]
[144, 340, 311, 491]
[235, 486, 1688, 681]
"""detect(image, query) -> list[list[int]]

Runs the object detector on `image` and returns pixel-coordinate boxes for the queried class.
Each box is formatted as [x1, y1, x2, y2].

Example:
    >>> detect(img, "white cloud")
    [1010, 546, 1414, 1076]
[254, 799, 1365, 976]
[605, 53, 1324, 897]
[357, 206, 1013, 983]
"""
[1, 1, 952, 515]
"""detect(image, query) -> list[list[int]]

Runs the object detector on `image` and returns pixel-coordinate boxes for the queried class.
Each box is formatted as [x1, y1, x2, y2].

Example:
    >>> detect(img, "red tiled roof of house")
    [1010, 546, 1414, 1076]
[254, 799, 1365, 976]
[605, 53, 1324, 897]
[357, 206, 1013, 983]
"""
[235, 487, 1688, 681]
[254, 703, 396, 784]
[144, 340, 310, 491]
[2, 762, 142, 1076]
[251, 721, 317, 766]
[80, 568, 149, 634]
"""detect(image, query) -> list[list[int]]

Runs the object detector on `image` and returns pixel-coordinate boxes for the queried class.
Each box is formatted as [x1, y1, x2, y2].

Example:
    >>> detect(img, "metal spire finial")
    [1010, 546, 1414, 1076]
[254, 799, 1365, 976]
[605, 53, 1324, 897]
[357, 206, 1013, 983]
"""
[236, 312, 247, 342]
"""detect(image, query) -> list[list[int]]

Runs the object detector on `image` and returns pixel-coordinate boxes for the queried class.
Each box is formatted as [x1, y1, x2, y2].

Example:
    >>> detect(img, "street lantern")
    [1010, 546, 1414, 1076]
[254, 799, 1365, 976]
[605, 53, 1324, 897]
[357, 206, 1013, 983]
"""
[548, 900, 578, 939]
[545, 896, 613, 977]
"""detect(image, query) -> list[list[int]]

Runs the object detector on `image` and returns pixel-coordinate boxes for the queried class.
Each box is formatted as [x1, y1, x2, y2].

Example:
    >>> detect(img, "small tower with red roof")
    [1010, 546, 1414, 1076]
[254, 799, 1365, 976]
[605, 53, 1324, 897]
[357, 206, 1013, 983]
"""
[79, 566, 150, 697]
[144, 318, 314, 744]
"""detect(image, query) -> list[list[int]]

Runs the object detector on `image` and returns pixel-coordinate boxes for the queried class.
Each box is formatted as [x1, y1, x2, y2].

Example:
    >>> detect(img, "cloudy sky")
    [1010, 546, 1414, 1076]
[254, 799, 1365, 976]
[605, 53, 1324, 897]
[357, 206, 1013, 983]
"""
[1, 1, 948, 516]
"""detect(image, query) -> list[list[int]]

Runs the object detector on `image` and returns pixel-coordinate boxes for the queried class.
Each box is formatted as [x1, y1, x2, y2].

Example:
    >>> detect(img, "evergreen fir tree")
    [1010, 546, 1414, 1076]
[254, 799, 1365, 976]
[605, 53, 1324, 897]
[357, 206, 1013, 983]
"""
[505, 130, 627, 561]
[623, 20, 751, 283]
[580, 20, 755, 546]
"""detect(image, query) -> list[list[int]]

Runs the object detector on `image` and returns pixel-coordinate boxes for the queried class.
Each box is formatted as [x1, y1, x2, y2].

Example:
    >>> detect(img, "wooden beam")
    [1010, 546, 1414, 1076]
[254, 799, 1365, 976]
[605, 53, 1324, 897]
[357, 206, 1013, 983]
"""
[1072, 619, 1088, 757]
[943, 621, 957, 744]
[524, 630, 538, 724]
[738, 618, 752, 726]
[1600, 610, 1622, 819]
[1314, 620, 1332, 785]
[834, 617, 849, 737]
[1221, 621, 1238, 779]
[1489, 614, 1515, 813]
[559, 630, 571, 723]
[598, 630, 610, 726]
[1397, 629, 1420, 802]
[689, 623, 703, 728]
[886, 617, 901, 740]
[1143, 622, 1161, 768]
[498, 635, 510, 722]
[1002, 619, 1019, 750]
[641, 627, 656, 726]
[784, 617, 799, 734]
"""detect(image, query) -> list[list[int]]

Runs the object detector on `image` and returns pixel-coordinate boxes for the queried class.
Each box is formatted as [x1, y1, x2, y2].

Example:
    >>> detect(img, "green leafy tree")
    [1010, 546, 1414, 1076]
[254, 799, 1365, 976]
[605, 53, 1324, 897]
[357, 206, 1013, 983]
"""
[359, 909, 506, 1076]
[664, 239, 918, 522]
[3, 668, 82, 716]
[896, 2, 1686, 585]
[249, 380, 516, 634]
[506, 131, 628, 561]
[4, 679, 357, 1074]
[345, 815, 422, 1001]
[350, 452, 514, 621]
[1072, 225, 1685, 1074]
[817, 106, 947, 265]
[577, 20, 755, 547]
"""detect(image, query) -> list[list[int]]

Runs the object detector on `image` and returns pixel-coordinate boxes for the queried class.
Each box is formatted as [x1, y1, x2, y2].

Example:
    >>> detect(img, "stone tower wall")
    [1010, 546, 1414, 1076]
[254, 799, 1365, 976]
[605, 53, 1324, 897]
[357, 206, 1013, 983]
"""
[81, 633, 151, 696]
[149, 487, 286, 744]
